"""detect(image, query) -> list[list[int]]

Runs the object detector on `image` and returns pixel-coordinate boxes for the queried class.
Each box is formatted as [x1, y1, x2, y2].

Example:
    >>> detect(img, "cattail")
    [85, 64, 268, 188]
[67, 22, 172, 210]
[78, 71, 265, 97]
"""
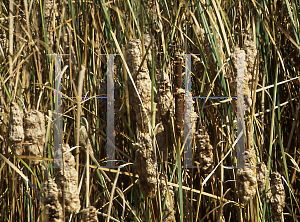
[256, 161, 269, 198]
[24, 110, 45, 164]
[244, 38, 257, 77]
[236, 149, 257, 202]
[133, 133, 157, 198]
[8, 102, 24, 155]
[244, 38, 257, 109]
[195, 126, 214, 173]
[126, 39, 143, 82]
[156, 71, 174, 122]
[54, 144, 81, 215]
[133, 68, 152, 129]
[81, 206, 99, 222]
[230, 47, 245, 104]
[126, 39, 152, 130]
[42, 177, 63, 222]
[185, 90, 198, 135]
[156, 71, 175, 148]
[174, 55, 184, 136]
[269, 172, 285, 219]
[159, 174, 174, 222]
[230, 39, 257, 112]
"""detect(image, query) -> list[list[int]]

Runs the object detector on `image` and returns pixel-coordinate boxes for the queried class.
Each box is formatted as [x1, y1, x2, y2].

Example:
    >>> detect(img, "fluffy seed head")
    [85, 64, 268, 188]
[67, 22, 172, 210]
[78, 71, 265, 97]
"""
[134, 133, 157, 198]
[42, 178, 63, 222]
[256, 162, 269, 197]
[269, 172, 285, 218]
[236, 149, 257, 202]
[9, 102, 24, 155]
[195, 126, 214, 173]
[81, 206, 99, 222]
[55, 144, 81, 215]
[24, 110, 45, 164]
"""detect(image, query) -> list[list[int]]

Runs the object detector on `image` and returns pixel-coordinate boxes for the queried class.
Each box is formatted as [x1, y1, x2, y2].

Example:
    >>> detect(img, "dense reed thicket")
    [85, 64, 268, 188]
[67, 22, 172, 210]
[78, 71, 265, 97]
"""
[0, 0, 300, 221]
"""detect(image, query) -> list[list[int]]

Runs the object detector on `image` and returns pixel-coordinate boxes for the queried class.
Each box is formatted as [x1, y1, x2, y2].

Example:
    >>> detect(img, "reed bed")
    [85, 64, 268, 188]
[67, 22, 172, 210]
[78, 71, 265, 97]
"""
[0, 0, 300, 221]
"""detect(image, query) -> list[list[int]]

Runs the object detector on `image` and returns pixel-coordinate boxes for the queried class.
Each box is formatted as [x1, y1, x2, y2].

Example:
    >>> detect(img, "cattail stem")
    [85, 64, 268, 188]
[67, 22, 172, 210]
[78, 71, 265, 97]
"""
[177, 136, 183, 222]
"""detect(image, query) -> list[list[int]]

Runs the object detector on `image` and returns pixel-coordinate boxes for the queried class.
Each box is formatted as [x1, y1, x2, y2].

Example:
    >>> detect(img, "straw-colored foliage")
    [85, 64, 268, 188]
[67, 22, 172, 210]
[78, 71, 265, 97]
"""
[0, 0, 299, 221]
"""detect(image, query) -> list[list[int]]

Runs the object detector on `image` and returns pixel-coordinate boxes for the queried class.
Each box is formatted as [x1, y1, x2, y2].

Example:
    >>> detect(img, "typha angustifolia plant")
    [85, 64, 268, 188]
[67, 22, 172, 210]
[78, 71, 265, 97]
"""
[230, 38, 259, 205]
[125, 35, 159, 201]
[125, 38, 152, 132]
[1, 0, 299, 220]
[174, 54, 184, 221]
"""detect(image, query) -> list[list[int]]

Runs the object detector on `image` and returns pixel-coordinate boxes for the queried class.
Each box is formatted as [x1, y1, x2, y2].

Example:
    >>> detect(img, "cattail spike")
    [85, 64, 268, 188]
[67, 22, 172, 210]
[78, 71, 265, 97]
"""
[236, 149, 257, 202]
[269, 172, 285, 219]
[81, 206, 99, 222]
[42, 178, 63, 222]
[9, 102, 24, 155]
[133, 133, 157, 198]
[195, 126, 214, 174]
[174, 55, 184, 136]
[24, 110, 45, 164]
[55, 144, 81, 215]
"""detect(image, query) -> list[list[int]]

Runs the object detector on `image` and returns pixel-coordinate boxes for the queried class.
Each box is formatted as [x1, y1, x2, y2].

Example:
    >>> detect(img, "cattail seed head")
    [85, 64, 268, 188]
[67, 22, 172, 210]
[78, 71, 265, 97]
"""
[24, 110, 45, 164]
[195, 126, 214, 173]
[236, 149, 257, 202]
[133, 133, 157, 198]
[174, 55, 184, 136]
[156, 71, 174, 120]
[126, 39, 152, 130]
[42, 178, 63, 222]
[55, 144, 81, 215]
[256, 161, 269, 197]
[9, 102, 24, 155]
[126, 39, 144, 81]
[269, 172, 285, 218]
[81, 206, 99, 222]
